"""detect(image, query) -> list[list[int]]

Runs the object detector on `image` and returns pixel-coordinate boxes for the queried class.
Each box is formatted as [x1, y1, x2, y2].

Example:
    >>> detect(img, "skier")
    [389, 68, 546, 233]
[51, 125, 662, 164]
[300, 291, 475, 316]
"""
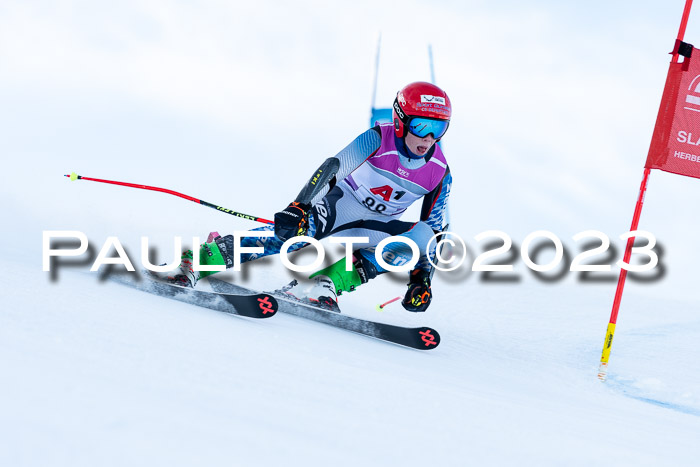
[169, 81, 453, 312]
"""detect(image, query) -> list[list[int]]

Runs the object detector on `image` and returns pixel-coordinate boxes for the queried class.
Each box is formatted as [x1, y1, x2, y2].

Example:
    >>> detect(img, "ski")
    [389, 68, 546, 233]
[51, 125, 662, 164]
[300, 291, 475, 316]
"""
[107, 271, 278, 319]
[208, 278, 440, 350]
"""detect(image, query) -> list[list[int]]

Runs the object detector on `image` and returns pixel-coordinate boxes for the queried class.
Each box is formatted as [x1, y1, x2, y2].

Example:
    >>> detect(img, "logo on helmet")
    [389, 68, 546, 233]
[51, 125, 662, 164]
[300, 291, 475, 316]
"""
[398, 92, 407, 106]
[421, 95, 446, 105]
[393, 101, 405, 120]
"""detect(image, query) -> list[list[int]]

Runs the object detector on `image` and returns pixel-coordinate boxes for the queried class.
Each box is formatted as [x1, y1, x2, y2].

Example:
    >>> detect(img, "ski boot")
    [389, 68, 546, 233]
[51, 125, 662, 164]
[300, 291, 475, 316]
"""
[279, 275, 340, 311]
[282, 252, 378, 311]
[165, 249, 198, 288]
[308, 252, 377, 295]
[305, 275, 340, 311]
[165, 232, 229, 288]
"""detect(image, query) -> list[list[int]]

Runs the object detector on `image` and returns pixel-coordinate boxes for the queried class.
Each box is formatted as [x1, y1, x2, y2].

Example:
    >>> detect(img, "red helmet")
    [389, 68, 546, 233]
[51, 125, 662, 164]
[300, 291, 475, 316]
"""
[392, 82, 451, 140]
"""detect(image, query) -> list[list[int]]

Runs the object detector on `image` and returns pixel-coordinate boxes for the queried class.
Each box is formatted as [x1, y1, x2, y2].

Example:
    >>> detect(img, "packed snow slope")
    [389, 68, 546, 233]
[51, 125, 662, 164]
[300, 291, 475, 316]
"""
[2, 1, 700, 465]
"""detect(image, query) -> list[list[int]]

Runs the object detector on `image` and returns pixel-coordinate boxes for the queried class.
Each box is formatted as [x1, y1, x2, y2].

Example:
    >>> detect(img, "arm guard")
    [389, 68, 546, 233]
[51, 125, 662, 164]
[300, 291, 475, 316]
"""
[294, 157, 340, 206]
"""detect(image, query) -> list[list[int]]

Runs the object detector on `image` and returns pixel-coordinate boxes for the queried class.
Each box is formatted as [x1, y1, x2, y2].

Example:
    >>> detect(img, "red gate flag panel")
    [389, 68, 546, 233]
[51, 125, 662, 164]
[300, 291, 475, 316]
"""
[646, 43, 700, 179]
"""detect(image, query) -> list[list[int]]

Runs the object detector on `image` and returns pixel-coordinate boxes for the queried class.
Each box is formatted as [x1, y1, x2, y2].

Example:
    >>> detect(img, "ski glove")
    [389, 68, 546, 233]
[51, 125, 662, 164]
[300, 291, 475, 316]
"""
[274, 202, 311, 242]
[402, 269, 432, 312]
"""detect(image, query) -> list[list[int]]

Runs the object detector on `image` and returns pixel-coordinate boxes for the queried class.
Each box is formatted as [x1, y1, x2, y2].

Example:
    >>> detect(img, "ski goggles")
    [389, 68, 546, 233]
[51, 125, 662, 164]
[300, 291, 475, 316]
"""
[407, 117, 450, 140]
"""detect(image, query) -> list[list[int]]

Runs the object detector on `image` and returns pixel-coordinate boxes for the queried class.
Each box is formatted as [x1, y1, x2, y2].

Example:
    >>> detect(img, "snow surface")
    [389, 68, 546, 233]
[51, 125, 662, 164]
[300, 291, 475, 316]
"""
[2, 1, 700, 465]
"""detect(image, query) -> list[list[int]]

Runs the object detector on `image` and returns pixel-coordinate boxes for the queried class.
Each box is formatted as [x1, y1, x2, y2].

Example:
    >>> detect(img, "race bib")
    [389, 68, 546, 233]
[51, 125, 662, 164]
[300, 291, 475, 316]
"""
[349, 164, 422, 215]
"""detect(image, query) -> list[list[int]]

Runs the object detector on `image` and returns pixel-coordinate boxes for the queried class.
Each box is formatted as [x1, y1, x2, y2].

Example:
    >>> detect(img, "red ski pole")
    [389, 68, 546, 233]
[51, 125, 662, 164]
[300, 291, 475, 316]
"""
[65, 172, 275, 225]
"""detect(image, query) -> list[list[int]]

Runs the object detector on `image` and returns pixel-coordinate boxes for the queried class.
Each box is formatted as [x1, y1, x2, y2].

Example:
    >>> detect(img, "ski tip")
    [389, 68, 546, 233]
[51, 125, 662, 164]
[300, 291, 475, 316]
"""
[417, 327, 440, 349]
[255, 295, 278, 318]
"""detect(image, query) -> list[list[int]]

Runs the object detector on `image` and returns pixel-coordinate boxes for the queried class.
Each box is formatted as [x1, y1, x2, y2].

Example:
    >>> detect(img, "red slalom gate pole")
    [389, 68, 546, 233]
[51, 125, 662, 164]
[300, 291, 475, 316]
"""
[598, 0, 694, 381]
[598, 168, 651, 380]
[676, 0, 694, 48]
[65, 172, 274, 225]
